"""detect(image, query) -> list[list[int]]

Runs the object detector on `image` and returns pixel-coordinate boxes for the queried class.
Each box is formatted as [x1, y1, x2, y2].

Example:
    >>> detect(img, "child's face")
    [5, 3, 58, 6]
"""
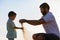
[10, 15, 16, 20]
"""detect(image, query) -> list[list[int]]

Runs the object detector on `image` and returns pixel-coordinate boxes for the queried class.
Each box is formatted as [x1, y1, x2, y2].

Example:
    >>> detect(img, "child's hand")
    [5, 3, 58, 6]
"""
[20, 27, 23, 29]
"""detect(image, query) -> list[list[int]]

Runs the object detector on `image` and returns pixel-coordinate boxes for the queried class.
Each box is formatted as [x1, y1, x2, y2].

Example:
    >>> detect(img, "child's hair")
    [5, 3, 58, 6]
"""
[8, 11, 16, 17]
[39, 3, 50, 10]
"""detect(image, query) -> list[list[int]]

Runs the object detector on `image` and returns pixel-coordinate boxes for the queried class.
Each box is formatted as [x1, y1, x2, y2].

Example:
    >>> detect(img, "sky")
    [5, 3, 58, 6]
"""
[0, 0, 60, 40]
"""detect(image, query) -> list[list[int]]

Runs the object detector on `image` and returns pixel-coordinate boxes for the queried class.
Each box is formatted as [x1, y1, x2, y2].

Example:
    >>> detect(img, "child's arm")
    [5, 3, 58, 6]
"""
[14, 27, 23, 29]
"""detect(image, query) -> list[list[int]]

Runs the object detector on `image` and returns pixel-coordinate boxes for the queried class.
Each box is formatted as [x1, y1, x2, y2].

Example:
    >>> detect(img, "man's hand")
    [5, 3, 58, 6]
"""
[19, 19, 26, 24]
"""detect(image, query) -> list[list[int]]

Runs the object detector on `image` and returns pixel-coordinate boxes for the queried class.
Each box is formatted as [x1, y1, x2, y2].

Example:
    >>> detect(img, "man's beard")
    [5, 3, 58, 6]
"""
[42, 12, 46, 16]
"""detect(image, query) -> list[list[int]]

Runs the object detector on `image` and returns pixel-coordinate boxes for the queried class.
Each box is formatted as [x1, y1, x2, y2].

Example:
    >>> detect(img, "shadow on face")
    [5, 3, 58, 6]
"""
[40, 7, 49, 16]
[10, 15, 16, 20]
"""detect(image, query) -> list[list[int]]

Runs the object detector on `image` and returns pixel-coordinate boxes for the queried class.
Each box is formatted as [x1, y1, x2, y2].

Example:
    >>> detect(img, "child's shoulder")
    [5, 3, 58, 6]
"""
[7, 19, 13, 24]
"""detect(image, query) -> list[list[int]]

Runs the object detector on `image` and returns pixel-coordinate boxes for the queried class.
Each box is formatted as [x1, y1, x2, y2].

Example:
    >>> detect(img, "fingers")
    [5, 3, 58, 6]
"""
[19, 19, 26, 23]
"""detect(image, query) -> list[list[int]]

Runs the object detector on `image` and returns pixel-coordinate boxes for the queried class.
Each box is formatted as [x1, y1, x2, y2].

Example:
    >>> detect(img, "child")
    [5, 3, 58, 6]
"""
[6, 11, 23, 40]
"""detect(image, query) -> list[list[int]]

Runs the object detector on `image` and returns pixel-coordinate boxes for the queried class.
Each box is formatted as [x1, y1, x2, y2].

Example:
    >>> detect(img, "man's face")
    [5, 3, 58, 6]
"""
[40, 7, 47, 16]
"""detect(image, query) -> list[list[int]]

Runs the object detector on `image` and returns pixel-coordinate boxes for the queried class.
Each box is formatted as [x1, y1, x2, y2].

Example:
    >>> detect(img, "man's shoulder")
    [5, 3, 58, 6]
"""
[48, 12, 53, 16]
[45, 12, 54, 17]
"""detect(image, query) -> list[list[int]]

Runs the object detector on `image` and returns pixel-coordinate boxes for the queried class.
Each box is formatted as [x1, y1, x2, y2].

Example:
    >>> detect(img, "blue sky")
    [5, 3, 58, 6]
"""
[0, 0, 60, 40]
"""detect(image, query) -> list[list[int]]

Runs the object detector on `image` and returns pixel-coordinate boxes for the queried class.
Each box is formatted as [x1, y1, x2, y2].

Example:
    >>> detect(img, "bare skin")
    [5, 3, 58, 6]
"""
[19, 18, 46, 25]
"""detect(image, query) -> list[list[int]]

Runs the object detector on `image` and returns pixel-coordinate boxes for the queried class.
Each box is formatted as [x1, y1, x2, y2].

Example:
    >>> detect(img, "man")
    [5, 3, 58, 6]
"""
[19, 3, 60, 40]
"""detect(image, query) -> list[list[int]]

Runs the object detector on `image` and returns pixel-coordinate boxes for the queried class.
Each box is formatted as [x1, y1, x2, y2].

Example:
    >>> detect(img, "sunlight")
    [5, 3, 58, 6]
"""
[0, 0, 60, 40]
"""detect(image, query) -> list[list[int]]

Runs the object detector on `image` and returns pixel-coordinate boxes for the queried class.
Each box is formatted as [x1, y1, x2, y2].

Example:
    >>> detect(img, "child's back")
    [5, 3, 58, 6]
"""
[7, 19, 17, 38]
[6, 11, 17, 40]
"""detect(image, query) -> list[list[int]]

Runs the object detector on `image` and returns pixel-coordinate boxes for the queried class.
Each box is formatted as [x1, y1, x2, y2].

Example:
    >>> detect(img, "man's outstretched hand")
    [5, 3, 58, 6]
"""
[19, 19, 27, 24]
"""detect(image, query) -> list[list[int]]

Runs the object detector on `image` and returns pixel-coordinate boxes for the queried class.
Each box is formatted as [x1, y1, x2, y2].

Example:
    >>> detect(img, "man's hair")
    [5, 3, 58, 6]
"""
[8, 11, 16, 17]
[39, 3, 50, 10]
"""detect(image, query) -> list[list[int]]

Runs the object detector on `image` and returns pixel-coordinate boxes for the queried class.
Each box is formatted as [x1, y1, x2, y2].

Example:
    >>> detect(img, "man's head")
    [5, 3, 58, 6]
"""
[8, 11, 16, 20]
[39, 3, 50, 16]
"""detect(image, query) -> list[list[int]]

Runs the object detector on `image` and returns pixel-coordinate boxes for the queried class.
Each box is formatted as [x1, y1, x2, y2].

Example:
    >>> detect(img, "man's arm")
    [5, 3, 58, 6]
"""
[19, 18, 46, 25]
[26, 18, 46, 25]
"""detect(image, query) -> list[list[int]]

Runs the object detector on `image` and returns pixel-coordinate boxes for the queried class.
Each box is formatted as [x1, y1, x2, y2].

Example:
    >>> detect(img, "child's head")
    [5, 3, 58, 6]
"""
[8, 11, 16, 20]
